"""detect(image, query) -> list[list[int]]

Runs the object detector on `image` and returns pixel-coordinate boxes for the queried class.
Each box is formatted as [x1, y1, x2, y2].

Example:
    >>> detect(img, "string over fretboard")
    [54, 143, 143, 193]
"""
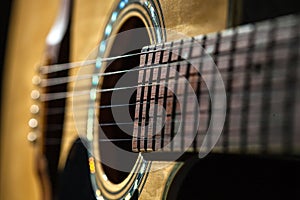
[132, 14, 300, 158]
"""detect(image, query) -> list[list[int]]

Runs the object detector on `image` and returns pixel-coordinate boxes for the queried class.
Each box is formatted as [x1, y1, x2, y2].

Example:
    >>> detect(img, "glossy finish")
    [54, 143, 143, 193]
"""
[0, 0, 228, 199]
[0, 1, 62, 199]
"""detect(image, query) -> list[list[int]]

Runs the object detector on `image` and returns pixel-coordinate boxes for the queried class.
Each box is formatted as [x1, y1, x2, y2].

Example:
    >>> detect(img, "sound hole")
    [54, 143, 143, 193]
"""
[98, 17, 150, 184]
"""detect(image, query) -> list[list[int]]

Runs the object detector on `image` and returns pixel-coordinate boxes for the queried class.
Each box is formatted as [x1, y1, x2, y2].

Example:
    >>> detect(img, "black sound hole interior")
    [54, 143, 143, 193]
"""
[98, 17, 150, 184]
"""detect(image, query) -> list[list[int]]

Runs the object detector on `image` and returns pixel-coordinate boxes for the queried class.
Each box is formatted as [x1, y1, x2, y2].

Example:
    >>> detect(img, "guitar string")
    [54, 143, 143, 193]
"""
[37, 59, 295, 102]
[36, 39, 298, 103]
[39, 41, 208, 74]
[42, 76, 291, 117]
[43, 132, 294, 146]
[43, 76, 297, 126]
[35, 45, 296, 114]
[38, 30, 296, 90]
[40, 105, 299, 146]
[38, 43, 292, 87]
[37, 36, 297, 87]
[38, 36, 250, 74]
[44, 107, 296, 135]
[35, 23, 299, 101]
[34, 40, 296, 112]
[37, 88, 300, 146]
[36, 19, 300, 147]
[38, 22, 299, 75]
[37, 59, 296, 142]
[37, 66, 299, 145]
[39, 64, 299, 144]
[49, 100, 294, 127]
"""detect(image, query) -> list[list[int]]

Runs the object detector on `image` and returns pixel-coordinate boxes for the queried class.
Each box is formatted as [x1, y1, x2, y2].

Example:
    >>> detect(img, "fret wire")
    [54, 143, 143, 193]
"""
[180, 38, 194, 151]
[170, 40, 183, 151]
[222, 29, 237, 152]
[240, 24, 256, 153]
[161, 42, 173, 149]
[206, 33, 221, 150]
[144, 45, 156, 151]
[192, 36, 207, 152]
[151, 43, 164, 151]
[282, 24, 299, 154]
[136, 47, 149, 151]
[259, 22, 276, 154]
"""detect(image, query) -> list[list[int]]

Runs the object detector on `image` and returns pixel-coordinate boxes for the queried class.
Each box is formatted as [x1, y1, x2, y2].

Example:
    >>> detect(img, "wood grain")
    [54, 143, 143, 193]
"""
[0, 0, 228, 199]
[0, 0, 61, 199]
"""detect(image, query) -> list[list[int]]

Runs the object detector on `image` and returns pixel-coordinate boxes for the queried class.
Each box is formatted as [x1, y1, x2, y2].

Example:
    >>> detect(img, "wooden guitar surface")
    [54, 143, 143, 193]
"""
[0, 0, 228, 199]
[0, 1, 61, 199]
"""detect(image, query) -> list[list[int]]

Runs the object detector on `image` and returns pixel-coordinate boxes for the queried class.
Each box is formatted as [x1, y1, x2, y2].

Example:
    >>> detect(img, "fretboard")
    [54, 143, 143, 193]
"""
[132, 14, 300, 157]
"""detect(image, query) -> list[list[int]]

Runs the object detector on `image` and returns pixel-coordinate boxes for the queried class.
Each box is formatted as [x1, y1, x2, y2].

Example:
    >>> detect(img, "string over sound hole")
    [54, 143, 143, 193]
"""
[98, 17, 150, 184]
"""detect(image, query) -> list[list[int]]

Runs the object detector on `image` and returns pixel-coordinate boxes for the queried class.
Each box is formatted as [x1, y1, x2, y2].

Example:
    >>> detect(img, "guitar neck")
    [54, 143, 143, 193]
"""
[132, 14, 300, 157]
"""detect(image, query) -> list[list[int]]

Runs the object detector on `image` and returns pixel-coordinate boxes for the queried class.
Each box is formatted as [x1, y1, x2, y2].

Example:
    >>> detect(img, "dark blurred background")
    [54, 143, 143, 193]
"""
[0, 0, 13, 123]
[0, 0, 13, 150]
[0, 0, 12, 79]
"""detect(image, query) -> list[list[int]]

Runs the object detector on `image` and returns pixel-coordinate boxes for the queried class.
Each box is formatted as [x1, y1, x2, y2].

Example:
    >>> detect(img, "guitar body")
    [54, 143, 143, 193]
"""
[0, 1, 62, 199]
[0, 0, 229, 199]
[3, 0, 300, 199]
[68, 1, 229, 199]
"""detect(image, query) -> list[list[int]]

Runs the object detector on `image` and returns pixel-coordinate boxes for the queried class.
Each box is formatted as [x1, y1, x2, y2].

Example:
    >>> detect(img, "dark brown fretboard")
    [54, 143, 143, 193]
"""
[132, 14, 300, 157]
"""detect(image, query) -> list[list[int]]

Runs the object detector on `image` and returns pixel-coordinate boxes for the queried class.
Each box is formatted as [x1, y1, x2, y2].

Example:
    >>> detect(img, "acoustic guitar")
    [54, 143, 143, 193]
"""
[1, 0, 300, 200]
